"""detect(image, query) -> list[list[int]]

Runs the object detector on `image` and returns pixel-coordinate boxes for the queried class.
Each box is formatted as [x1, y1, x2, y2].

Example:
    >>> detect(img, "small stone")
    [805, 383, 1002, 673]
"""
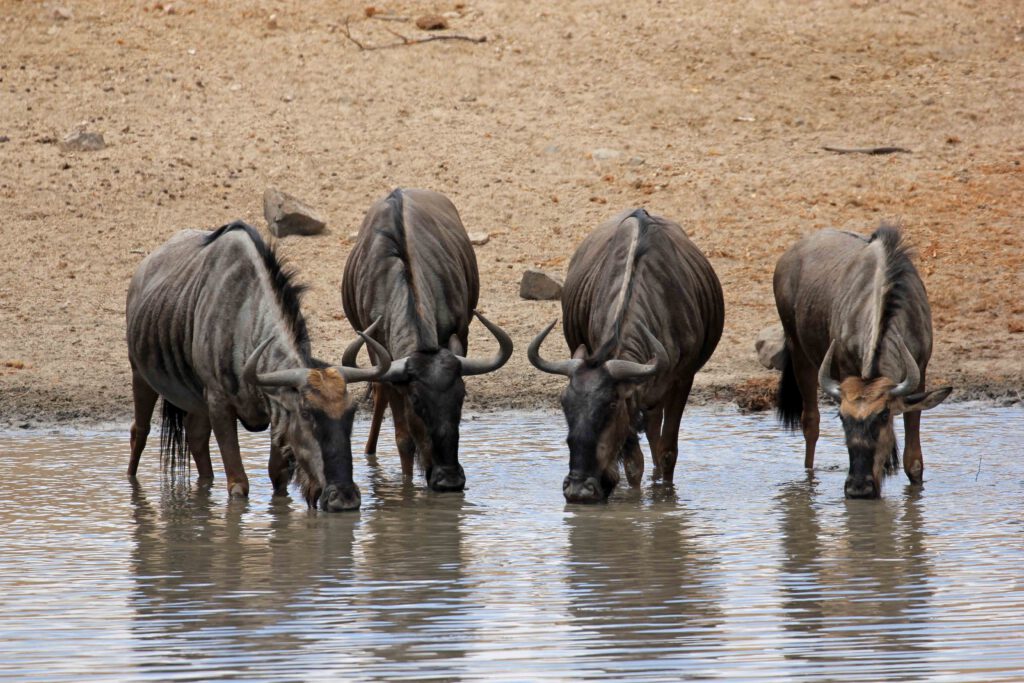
[755, 325, 787, 371]
[347, 231, 360, 240]
[628, 156, 645, 166]
[543, 144, 560, 154]
[468, 232, 490, 246]
[591, 148, 621, 161]
[0, 136, 9, 143]
[520, 269, 562, 301]
[263, 188, 327, 237]
[60, 130, 106, 152]
[415, 14, 448, 30]
[52, 6, 72, 20]
[267, 13, 279, 29]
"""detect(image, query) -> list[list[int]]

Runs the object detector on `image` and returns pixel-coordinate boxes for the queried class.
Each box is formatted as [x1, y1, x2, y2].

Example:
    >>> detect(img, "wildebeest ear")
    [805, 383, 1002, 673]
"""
[572, 344, 589, 360]
[448, 334, 465, 357]
[897, 386, 953, 414]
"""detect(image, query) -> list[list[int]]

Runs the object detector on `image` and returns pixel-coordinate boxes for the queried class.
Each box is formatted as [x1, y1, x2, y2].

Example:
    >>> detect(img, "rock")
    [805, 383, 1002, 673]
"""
[591, 148, 621, 161]
[520, 269, 562, 301]
[60, 130, 105, 152]
[468, 232, 490, 246]
[755, 325, 787, 370]
[52, 6, 72, 20]
[263, 188, 326, 238]
[0, 136, 9, 143]
[415, 14, 448, 30]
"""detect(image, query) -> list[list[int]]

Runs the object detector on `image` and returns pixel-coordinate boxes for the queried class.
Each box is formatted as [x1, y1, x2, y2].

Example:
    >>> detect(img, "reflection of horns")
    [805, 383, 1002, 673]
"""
[243, 338, 309, 388]
[889, 335, 920, 398]
[456, 310, 514, 377]
[817, 340, 842, 400]
[605, 323, 670, 383]
[528, 319, 583, 377]
[337, 318, 393, 384]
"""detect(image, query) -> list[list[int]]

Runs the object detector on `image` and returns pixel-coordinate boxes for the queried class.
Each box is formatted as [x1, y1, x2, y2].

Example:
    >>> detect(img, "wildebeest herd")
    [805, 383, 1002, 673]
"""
[126, 187, 952, 509]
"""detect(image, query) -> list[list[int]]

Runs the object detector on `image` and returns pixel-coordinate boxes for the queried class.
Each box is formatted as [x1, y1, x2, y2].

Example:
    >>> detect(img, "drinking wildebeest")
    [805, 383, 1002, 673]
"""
[770, 224, 952, 498]
[528, 208, 724, 503]
[341, 189, 513, 492]
[126, 221, 391, 511]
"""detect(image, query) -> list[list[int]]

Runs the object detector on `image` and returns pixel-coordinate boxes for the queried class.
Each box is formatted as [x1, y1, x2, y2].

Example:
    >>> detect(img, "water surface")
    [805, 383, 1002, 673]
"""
[1, 404, 1022, 681]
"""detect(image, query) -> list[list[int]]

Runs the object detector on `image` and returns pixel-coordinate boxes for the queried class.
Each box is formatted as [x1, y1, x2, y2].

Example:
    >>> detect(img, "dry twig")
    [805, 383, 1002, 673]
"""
[822, 146, 912, 155]
[341, 17, 485, 51]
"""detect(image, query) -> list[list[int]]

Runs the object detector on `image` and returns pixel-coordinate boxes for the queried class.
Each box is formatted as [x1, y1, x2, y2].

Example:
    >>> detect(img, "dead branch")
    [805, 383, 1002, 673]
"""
[341, 17, 485, 51]
[822, 146, 912, 155]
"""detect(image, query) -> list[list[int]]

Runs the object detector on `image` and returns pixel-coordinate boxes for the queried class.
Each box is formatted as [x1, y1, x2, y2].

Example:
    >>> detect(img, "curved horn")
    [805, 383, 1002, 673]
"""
[243, 337, 309, 389]
[817, 340, 842, 400]
[337, 323, 393, 384]
[340, 317, 411, 384]
[889, 335, 921, 398]
[457, 310, 515, 377]
[527, 319, 583, 377]
[605, 323, 670, 383]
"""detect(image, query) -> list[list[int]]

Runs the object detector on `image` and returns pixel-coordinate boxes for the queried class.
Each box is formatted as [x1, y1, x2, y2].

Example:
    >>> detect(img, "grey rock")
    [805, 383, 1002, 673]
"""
[263, 188, 326, 237]
[755, 325, 787, 370]
[591, 148, 622, 161]
[468, 232, 490, 246]
[520, 269, 562, 301]
[60, 130, 105, 152]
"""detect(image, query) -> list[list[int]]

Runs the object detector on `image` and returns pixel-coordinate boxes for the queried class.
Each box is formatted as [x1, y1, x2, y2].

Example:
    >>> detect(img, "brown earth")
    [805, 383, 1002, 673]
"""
[1, 0, 1022, 429]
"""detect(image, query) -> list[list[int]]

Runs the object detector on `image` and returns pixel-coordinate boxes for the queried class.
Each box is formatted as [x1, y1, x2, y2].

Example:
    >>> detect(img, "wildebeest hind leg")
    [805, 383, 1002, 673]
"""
[388, 393, 416, 479]
[365, 383, 388, 455]
[645, 407, 664, 479]
[184, 411, 214, 480]
[791, 350, 821, 470]
[658, 378, 693, 484]
[128, 369, 159, 477]
[902, 369, 926, 484]
[209, 405, 249, 497]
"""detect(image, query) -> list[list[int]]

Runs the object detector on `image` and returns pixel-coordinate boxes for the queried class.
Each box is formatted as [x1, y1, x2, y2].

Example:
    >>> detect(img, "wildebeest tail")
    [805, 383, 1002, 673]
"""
[159, 399, 190, 475]
[776, 346, 802, 431]
[885, 442, 901, 475]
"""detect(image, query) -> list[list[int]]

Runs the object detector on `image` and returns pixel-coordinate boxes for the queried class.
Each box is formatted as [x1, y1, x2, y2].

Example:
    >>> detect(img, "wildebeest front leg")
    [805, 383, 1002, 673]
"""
[267, 440, 292, 495]
[791, 350, 821, 470]
[645, 407, 664, 478]
[128, 369, 159, 477]
[365, 382, 388, 455]
[388, 392, 416, 479]
[658, 378, 693, 484]
[184, 411, 214, 480]
[902, 369, 926, 484]
[623, 433, 644, 487]
[209, 405, 249, 497]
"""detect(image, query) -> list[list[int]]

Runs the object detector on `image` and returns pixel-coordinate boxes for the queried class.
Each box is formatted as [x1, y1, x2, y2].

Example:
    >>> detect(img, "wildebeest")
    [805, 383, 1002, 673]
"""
[528, 208, 724, 503]
[771, 224, 952, 498]
[126, 221, 391, 511]
[341, 188, 513, 492]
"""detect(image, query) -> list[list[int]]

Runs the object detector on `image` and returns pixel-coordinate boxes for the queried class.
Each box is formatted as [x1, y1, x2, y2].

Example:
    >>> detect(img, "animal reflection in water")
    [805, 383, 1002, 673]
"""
[128, 478, 360, 669]
[562, 494, 723, 672]
[776, 475, 933, 672]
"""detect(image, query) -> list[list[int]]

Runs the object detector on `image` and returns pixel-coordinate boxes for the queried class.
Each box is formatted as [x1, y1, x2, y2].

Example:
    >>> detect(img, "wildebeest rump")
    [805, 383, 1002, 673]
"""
[341, 189, 513, 491]
[126, 221, 390, 511]
[529, 208, 724, 502]
[772, 225, 952, 498]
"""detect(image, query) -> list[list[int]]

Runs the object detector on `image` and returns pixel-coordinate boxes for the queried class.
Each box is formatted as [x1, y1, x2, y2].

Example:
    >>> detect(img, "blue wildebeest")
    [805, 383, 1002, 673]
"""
[341, 189, 514, 492]
[528, 208, 724, 503]
[772, 224, 952, 498]
[126, 221, 391, 511]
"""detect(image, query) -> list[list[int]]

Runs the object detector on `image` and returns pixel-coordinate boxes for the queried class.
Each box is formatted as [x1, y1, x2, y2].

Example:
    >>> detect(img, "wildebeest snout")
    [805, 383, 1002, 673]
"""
[428, 464, 466, 492]
[320, 482, 361, 511]
[563, 473, 604, 504]
[844, 475, 879, 499]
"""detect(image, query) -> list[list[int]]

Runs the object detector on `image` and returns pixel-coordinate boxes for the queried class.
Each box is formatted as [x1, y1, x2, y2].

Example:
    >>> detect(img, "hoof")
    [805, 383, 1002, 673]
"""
[228, 482, 249, 498]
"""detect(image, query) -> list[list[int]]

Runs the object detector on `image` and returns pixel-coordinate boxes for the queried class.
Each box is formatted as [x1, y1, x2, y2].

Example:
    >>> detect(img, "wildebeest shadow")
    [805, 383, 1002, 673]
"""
[776, 475, 934, 679]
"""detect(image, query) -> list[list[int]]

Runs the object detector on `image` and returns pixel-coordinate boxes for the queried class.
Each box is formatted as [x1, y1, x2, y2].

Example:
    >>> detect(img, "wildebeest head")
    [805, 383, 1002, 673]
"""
[818, 338, 952, 499]
[528, 320, 669, 503]
[345, 310, 513, 492]
[244, 324, 392, 511]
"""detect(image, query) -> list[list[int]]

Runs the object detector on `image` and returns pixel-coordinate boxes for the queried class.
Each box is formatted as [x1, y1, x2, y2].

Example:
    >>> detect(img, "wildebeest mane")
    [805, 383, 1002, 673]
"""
[868, 223, 917, 375]
[596, 208, 655, 364]
[203, 221, 313, 362]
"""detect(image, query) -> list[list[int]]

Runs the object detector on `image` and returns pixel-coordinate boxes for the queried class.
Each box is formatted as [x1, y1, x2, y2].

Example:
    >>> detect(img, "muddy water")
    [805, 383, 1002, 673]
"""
[0, 403, 1022, 681]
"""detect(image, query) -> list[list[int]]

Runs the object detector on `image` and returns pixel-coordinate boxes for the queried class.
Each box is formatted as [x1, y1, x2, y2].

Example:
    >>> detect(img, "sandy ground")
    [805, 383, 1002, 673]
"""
[1, 0, 1022, 429]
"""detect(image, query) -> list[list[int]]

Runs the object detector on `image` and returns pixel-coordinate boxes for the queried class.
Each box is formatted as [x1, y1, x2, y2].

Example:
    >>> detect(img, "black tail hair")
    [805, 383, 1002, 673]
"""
[885, 442, 901, 475]
[776, 346, 803, 431]
[160, 399, 190, 475]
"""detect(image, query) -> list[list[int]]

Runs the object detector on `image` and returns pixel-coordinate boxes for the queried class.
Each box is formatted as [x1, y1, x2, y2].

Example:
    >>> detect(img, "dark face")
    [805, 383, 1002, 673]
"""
[401, 350, 467, 492]
[309, 403, 361, 511]
[560, 365, 632, 503]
